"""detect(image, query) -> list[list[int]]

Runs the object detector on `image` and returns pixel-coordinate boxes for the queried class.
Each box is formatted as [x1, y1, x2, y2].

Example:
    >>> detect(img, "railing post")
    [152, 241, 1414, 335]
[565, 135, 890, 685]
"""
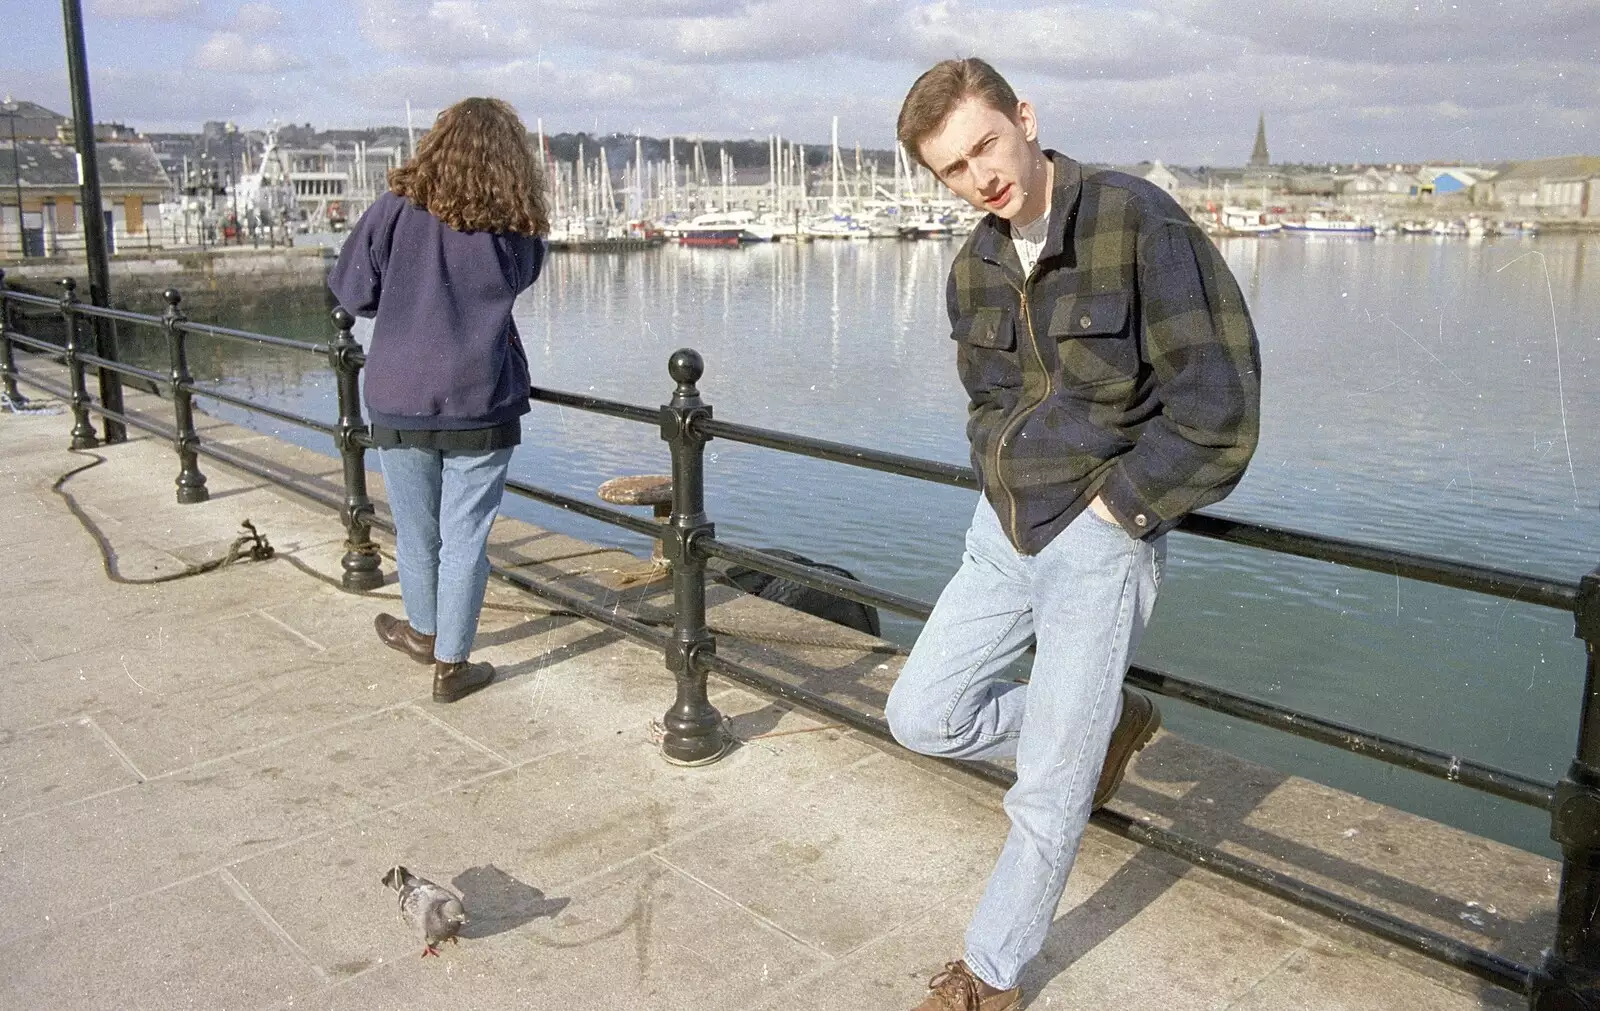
[162, 289, 208, 504]
[59, 278, 98, 449]
[1533, 566, 1600, 1010]
[329, 306, 383, 591]
[656, 348, 729, 765]
[0, 269, 26, 408]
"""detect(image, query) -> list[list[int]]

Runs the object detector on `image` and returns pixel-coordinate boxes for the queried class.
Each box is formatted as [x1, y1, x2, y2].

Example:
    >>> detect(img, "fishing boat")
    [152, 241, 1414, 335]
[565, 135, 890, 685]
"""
[1214, 206, 1282, 236]
[1282, 212, 1375, 235]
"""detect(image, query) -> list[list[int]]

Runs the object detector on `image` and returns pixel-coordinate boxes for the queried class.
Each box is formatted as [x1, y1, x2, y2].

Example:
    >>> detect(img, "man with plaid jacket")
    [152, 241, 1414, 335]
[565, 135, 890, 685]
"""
[884, 59, 1262, 1011]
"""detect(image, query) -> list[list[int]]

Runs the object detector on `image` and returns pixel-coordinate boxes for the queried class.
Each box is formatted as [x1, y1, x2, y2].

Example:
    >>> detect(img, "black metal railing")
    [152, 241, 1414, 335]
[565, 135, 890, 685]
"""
[2, 273, 1595, 1009]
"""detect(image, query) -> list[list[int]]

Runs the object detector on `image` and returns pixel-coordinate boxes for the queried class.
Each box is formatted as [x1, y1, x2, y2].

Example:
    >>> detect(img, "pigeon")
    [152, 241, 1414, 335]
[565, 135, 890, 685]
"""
[381, 865, 468, 957]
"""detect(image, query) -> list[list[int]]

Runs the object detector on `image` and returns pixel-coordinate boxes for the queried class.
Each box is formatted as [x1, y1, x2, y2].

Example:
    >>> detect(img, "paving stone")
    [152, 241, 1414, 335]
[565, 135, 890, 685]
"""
[0, 717, 140, 820]
[2, 609, 331, 732]
[746, 832, 1152, 1011]
[0, 706, 507, 943]
[417, 630, 674, 764]
[1227, 939, 1522, 1011]
[283, 859, 824, 1011]
[1024, 872, 1309, 1009]
[658, 751, 1012, 957]
[0, 871, 322, 1011]
[91, 658, 426, 778]
[229, 692, 874, 975]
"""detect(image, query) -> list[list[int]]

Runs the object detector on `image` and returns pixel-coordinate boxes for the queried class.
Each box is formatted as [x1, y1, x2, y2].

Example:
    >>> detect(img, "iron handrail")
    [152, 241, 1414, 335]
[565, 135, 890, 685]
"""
[174, 318, 327, 355]
[530, 386, 661, 426]
[0, 288, 1581, 611]
[185, 380, 339, 436]
[696, 414, 979, 488]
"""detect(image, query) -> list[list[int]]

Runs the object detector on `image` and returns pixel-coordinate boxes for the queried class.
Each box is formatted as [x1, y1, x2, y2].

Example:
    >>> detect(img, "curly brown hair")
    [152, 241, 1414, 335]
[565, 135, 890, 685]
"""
[389, 97, 550, 236]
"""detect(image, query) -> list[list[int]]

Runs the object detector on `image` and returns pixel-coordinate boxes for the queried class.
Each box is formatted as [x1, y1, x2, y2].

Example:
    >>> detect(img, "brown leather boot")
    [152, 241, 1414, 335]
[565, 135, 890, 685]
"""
[912, 961, 1020, 1011]
[1094, 686, 1161, 809]
[374, 613, 435, 665]
[432, 659, 495, 703]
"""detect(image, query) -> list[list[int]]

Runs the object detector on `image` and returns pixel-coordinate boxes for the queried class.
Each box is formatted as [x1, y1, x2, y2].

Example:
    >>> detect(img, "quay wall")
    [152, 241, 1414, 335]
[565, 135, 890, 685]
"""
[0, 246, 337, 316]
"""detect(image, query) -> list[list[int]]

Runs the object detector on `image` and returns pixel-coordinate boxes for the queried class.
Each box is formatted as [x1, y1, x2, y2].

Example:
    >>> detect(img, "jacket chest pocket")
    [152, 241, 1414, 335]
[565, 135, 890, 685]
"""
[1048, 290, 1138, 387]
[952, 306, 1016, 351]
[952, 306, 1022, 391]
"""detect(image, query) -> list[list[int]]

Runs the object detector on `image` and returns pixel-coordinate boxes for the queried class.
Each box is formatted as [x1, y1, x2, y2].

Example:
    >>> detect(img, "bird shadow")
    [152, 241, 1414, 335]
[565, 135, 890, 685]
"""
[451, 864, 570, 940]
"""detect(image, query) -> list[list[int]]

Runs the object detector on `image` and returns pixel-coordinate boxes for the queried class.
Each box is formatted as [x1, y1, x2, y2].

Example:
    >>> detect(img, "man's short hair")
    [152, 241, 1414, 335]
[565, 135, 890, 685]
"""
[897, 58, 1020, 169]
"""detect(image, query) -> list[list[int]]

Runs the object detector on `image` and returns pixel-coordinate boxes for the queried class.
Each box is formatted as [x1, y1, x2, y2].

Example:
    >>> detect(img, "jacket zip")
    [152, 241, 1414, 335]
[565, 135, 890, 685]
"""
[984, 258, 1053, 549]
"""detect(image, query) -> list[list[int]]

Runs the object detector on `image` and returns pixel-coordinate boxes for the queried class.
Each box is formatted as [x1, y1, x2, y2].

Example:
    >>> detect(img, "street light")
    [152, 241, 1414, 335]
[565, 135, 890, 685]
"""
[225, 121, 238, 241]
[1, 100, 26, 256]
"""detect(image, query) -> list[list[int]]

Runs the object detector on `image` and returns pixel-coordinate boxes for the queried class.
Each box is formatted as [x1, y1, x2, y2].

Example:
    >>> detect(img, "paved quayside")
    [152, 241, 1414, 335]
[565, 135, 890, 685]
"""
[0, 391, 1555, 1010]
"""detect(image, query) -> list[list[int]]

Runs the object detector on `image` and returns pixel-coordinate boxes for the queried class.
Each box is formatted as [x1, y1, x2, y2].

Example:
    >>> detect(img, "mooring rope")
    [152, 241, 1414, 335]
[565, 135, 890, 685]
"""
[42, 446, 903, 654]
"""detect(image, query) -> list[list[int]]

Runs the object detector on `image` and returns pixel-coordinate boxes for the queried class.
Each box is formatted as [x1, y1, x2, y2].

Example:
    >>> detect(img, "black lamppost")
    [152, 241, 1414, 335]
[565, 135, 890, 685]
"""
[2, 101, 25, 256]
[226, 122, 238, 240]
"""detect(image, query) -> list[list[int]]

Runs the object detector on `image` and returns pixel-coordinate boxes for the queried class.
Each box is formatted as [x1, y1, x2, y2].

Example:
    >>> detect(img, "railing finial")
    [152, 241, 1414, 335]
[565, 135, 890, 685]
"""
[668, 348, 703, 396]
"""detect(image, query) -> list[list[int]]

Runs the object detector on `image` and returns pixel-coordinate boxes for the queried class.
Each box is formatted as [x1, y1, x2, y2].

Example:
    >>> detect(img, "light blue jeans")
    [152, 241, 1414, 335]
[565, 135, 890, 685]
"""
[886, 496, 1164, 991]
[378, 447, 514, 664]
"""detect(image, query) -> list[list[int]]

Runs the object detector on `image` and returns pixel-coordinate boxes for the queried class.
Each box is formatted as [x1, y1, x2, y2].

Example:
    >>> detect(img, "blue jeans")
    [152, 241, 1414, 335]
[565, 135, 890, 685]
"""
[378, 447, 514, 664]
[886, 497, 1164, 990]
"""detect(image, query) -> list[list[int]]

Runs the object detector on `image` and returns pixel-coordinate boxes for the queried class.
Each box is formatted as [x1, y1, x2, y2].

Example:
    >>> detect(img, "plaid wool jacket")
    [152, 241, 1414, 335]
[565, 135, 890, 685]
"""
[947, 151, 1261, 553]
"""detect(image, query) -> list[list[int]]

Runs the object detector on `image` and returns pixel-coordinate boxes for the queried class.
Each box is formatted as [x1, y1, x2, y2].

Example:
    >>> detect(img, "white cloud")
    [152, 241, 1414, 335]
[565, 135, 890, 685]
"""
[195, 31, 305, 73]
[899, 3, 1236, 80]
[90, 0, 202, 20]
[72, 0, 1600, 161]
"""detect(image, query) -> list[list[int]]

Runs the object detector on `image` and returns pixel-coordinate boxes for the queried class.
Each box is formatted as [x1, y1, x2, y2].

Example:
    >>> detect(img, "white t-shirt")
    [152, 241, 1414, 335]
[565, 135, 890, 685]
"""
[1011, 207, 1051, 277]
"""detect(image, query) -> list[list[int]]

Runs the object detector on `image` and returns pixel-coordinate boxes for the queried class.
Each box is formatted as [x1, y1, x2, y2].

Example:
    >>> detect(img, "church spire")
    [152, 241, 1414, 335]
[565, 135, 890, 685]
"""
[1249, 112, 1270, 168]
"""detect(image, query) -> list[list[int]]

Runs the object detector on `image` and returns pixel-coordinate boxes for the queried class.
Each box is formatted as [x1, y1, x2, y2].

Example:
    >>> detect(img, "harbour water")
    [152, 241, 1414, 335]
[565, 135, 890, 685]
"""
[131, 233, 1598, 858]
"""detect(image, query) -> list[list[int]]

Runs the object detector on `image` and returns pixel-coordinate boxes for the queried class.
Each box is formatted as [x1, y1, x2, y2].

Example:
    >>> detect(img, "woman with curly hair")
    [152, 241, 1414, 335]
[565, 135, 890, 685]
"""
[329, 97, 549, 703]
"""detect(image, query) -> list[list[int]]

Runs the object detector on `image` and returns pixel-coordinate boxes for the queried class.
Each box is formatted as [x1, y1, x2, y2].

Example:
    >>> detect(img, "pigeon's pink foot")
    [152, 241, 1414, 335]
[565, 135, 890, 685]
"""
[422, 945, 440, 958]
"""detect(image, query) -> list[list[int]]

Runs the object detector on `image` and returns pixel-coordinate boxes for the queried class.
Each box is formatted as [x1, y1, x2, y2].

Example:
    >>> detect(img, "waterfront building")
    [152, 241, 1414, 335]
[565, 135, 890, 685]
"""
[1342, 166, 1422, 196]
[1476, 154, 1600, 218]
[0, 136, 170, 258]
[1118, 159, 1183, 196]
[1415, 166, 1494, 196]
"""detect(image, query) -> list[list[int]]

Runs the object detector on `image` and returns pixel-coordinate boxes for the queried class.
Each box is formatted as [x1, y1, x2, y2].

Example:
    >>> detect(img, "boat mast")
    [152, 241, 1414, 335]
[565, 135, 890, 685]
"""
[830, 116, 841, 208]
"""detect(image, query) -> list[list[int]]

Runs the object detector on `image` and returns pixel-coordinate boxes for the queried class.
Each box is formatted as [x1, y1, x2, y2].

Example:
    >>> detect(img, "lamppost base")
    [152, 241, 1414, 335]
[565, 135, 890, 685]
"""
[1531, 970, 1600, 1011]
[655, 713, 733, 767]
[659, 734, 734, 767]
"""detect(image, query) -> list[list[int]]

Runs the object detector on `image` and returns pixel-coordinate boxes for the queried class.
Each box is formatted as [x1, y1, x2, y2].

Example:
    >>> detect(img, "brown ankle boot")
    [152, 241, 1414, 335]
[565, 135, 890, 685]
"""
[432, 659, 495, 703]
[374, 613, 435, 665]
[912, 961, 1020, 1011]
[1094, 687, 1161, 809]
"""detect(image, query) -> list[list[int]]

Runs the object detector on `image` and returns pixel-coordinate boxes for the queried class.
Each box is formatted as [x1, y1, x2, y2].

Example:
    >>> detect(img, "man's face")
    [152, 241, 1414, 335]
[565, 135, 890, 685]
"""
[918, 96, 1048, 222]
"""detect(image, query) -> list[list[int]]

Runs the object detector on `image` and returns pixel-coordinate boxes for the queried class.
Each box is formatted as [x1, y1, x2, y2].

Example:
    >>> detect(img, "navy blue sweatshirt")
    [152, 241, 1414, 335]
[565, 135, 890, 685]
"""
[328, 190, 546, 431]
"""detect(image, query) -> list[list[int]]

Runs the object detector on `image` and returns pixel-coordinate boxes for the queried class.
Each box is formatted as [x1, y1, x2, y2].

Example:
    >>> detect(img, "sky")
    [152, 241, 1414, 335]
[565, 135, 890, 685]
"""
[4, 0, 1597, 166]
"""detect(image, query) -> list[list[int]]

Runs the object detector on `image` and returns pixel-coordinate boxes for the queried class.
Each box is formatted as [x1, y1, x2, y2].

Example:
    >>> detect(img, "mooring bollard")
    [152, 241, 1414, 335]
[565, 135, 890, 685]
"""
[596, 474, 673, 568]
[329, 306, 384, 591]
[59, 278, 98, 450]
[0, 269, 26, 408]
[1533, 565, 1600, 1010]
[656, 349, 730, 766]
[162, 289, 208, 504]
